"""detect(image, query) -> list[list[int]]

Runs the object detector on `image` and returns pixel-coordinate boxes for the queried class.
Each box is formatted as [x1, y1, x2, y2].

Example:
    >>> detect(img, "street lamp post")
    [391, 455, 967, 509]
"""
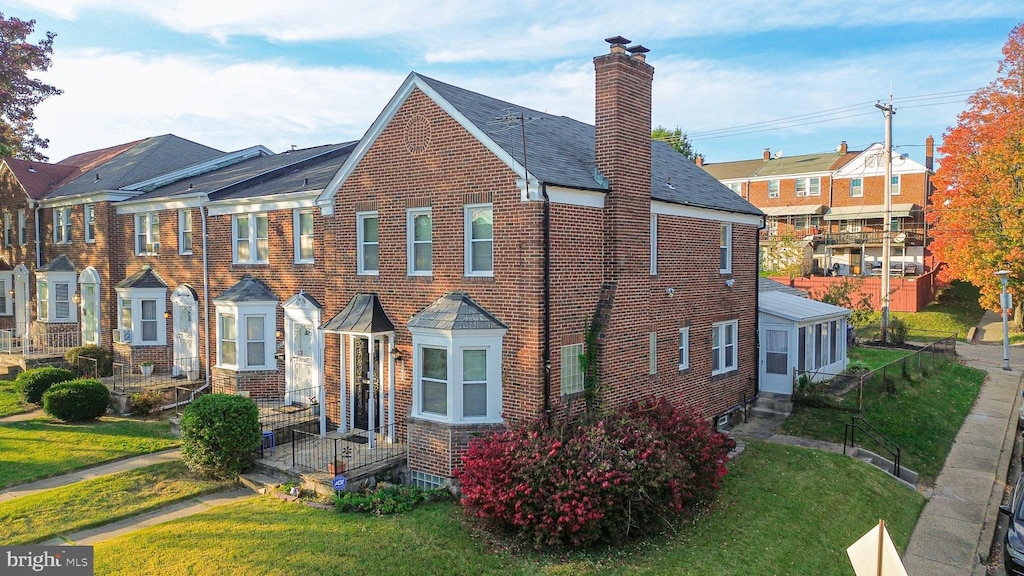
[995, 270, 1011, 371]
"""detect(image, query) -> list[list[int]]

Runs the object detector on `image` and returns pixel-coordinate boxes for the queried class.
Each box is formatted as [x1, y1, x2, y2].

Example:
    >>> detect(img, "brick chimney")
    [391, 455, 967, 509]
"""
[695, 155, 704, 167]
[839, 141, 848, 154]
[763, 148, 771, 161]
[925, 135, 934, 170]
[594, 35, 653, 281]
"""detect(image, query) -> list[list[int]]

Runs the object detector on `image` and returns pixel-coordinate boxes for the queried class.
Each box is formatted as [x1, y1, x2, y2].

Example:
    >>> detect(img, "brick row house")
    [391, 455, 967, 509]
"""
[700, 139, 934, 278]
[0, 38, 763, 485]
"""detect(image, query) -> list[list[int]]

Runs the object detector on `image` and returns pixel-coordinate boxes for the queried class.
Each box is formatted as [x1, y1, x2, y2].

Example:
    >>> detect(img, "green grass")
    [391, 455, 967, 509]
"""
[847, 346, 916, 370]
[0, 380, 29, 418]
[0, 461, 231, 545]
[782, 353, 985, 483]
[93, 441, 924, 576]
[0, 417, 179, 489]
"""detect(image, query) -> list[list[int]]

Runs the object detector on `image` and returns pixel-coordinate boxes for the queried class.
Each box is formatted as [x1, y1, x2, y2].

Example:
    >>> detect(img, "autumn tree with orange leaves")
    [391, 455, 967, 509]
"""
[929, 23, 1024, 330]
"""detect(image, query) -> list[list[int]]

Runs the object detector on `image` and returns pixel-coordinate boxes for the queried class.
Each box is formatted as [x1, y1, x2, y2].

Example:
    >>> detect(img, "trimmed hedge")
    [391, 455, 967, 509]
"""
[65, 345, 114, 377]
[42, 379, 111, 421]
[14, 366, 76, 404]
[181, 394, 261, 479]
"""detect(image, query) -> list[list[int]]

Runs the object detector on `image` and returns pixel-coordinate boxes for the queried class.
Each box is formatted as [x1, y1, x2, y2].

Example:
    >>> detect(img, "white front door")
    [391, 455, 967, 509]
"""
[286, 320, 314, 405]
[760, 327, 793, 395]
[13, 265, 28, 338]
[172, 287, 199, 377]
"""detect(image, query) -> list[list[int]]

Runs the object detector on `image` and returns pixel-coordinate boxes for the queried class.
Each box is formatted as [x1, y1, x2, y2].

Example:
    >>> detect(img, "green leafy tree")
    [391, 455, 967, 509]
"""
[652, 125, 698, 161]
[0, 12, 61, 161]
[929, 24, 1024, 330]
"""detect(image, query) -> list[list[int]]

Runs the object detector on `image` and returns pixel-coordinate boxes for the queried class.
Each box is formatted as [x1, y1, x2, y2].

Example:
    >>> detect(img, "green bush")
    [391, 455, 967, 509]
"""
[129, 389, 163, 416]
[888, 317, 910, 345]
[334, 482, 447, 515]
[180, 394, 261, 479]
[14, 366, 76, 404]
[65, 345, 114, 377]
[42, 379, 111, 421]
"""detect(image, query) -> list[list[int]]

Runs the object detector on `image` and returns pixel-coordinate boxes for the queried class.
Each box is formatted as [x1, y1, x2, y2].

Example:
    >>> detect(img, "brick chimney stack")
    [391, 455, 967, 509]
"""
[763, 148, 771, 161]
[925, 135, 934, 171]
[594, 35, 654, 282]
[839, 141, 848, 154]
[695, 155, 704, 167]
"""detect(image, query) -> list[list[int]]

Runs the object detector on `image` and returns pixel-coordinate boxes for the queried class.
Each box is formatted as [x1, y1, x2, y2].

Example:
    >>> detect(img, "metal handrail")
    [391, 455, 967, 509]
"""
[844, 415, 901, 479]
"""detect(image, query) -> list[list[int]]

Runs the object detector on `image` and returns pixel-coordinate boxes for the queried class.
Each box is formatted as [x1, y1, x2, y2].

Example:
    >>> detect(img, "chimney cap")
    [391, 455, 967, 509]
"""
[605, 35, 631, 46]
[626, 44, 650, 54]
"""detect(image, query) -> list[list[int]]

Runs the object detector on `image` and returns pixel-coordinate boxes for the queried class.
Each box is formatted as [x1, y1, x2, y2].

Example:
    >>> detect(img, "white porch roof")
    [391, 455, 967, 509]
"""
[759, 291, 851, 324]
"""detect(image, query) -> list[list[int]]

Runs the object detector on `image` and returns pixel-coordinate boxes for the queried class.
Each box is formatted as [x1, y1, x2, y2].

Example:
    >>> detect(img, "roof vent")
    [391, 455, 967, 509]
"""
[94, 174, 100, 181]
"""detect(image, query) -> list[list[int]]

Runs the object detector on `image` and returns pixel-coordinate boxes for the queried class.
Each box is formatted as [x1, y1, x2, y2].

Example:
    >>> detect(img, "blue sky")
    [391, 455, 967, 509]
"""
[9, 1, 1020, 167]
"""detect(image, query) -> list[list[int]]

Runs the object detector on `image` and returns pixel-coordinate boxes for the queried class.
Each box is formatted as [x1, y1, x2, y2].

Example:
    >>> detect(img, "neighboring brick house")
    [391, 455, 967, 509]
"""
[701, 138, 934, 276]
[313, 37, 763, 484]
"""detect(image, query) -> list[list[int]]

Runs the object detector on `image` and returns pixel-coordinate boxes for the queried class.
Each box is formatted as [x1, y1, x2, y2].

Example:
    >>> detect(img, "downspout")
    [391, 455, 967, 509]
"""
[754, 214, 766, 406]
[198, 195, 211, 383]
[33, 202, 41, 269]
[542, 183, 552, 423]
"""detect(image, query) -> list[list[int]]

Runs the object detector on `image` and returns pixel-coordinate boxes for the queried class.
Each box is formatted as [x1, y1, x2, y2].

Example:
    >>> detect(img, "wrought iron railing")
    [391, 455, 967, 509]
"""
[844, 415, 903, 479]
[290, 417, 407, 476]
[212, 382, 323, 448]
[0, 322, 80, 356]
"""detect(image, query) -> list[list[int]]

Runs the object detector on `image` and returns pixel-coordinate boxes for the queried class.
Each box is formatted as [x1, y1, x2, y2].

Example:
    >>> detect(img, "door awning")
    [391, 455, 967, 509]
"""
[322, 293, 395, 334]
[823, 203, 917, 221]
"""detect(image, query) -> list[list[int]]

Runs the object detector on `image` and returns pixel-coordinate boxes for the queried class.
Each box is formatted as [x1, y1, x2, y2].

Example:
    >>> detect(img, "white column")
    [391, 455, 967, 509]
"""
[367, 335, 376, 449]
[387, 333, 395, 443]
[338, 335, 347, 434]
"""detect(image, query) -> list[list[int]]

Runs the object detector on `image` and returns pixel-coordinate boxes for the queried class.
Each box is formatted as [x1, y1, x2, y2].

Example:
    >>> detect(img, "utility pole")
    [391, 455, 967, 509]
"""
[876, 97, 895, 344]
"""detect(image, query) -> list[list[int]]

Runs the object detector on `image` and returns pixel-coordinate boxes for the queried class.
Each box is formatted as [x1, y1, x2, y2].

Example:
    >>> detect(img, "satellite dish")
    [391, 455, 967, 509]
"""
[774, 150, 784, 159]
[894, 232, 907, 244]
[836, 144, 843, 152]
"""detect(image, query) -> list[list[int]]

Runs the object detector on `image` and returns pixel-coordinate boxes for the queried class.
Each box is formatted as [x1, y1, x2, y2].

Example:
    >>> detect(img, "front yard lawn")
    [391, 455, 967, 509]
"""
[0, 461, 231, 545]
[0, 380, 29, 418]
[0, 417, 179, 489]
[94, 441, 924, 576]
[782, 352, 984, 484]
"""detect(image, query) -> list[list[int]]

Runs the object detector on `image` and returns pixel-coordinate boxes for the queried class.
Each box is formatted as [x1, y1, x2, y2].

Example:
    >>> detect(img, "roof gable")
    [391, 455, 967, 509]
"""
[408, 292, 508, 331]
[213, 276, 277, 303]
[37, 254, 77, 273]
[1, 158, 79, 199]
[833, 143, 929, 178]
[115, 265, 168, 289]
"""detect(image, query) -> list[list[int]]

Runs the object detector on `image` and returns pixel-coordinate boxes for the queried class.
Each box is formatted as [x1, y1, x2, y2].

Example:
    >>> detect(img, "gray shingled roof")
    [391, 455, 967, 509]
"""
[47, 135, 224, 199]
[115, 265, 167, 289]
[408, 292, 507, 331]
[417, 74, 761, 217]
[322, 293, 395, 333]
[37, 255, 77, 273]
[213, 276, 277, 303]
[758, 277, 808, 298]
[131, 143, 356, 202]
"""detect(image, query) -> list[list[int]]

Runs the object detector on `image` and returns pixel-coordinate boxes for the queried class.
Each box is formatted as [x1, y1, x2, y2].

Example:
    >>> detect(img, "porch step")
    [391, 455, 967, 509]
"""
[750, 392, 792, 419]
[848, 446, 918, 489]
[239, 471, 294, 495]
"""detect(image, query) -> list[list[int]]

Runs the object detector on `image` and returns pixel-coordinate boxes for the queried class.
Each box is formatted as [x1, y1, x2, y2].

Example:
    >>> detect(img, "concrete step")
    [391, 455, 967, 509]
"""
[239, 471, 294, 495]
[750, 405, 789, 419]
[848, 446, 918, 489]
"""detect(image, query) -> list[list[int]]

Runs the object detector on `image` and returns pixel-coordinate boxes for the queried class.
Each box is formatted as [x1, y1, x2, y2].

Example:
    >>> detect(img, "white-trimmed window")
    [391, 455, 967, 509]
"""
[729, 183, 742, 195]
[410, 325, 506, 424]
[890, 175, 901, 196]
[17, 210, 26, 246]
[356, 211, 378, 274]
[850, 178, 863, 198]
[650, 214, 658, 275]
[711, 320, 738, 375]
[115, 287, 167, 345]
[135, 212, 160, 255]
[719, 223, 732, 274]
[179, 209, 193, 255]
[768, 180, 780, 198]
[560, 343, 584, 395]
[795, 177, 821, 197]
[36, 273, 76, 323]
[53, 207, 71, 244]
[464, 203, 493, 276]
[0, 274, 11, 316]
[407, 208, 432, 275]
[233, 213, 268, 264]
[84, 204, 95, 243]
[215, 302, 276, 370]
[3, 212, 10, 247]
[678, 327, 690, 370]
[294, 209, 314, 263]
[649, 332, 657, 375]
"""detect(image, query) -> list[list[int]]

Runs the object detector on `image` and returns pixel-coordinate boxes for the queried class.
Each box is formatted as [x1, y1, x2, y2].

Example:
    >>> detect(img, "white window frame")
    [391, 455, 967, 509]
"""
[214, 301, 276, 370]
[678, 327, 690, 370]
[808, 177, 821, 196]
[729, 183, 742, 195]
[179, 209, 193, 255]
[850, 178, 863, 198]
[17, 209, 26, 246]
[719, 223, 732, 274]
[409, 326, 506, 424]
[464, 203, 493, 277]
[890, 175, 901, 196]
[649, 332, 657, 375]
[3, 212, 10, 247]
[53, 206, 71, 244]
[711, 320, 738, 376]
[356, 211, 379, 275]
[0, 273, 12, 316]
[36, 272, 77, 323]
[560, 343, 584, 396]
[650, 214, 658, 275]
[294, 209, 314, 264]
[114, 286, 167, 345]
[406, 207, 432, 276]
[768, 180, 780, 198]
[232, 213, 269, 264]
[135, 212, 160, 255]
[84, 204, 95, 243]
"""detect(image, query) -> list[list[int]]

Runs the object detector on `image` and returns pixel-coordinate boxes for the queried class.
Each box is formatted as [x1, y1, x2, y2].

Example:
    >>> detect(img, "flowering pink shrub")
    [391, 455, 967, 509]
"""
[456, 397, 730, 548]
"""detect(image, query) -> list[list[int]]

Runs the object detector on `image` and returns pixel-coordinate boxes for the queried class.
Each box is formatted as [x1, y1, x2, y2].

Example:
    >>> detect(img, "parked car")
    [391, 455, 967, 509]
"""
[999, 473, 1024, 575]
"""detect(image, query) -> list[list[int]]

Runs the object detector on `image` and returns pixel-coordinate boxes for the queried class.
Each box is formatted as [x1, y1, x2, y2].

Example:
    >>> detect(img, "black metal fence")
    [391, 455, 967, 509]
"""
[208, 381, 323, 449]
[290, 418, 407, 476]
[110, 357, 203, 393]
